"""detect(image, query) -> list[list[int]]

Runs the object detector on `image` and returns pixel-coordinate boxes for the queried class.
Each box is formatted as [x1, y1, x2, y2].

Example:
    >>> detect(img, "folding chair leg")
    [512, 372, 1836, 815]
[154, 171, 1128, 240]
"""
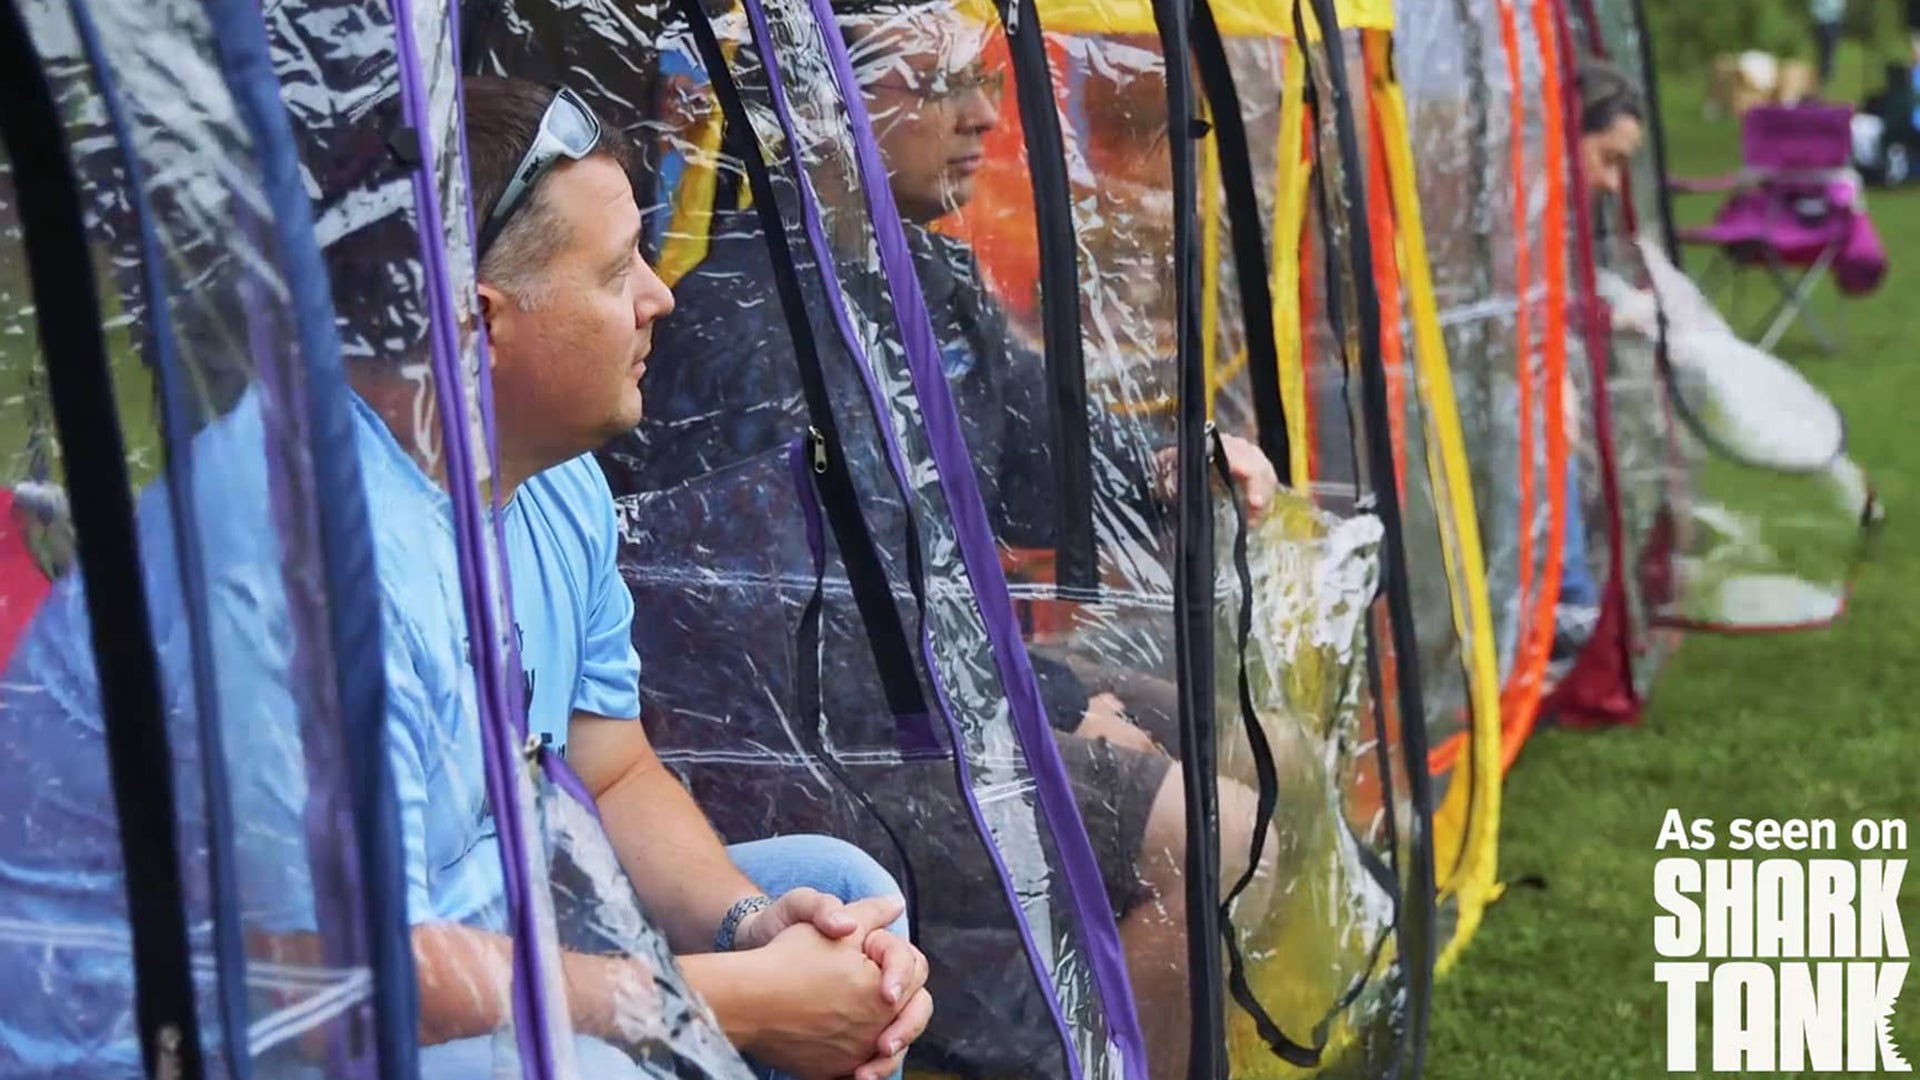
[1754, 242, 1842, 353]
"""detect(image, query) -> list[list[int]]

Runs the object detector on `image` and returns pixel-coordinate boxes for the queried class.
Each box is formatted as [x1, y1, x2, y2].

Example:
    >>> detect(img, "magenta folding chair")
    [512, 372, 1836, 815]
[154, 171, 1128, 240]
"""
[1673, 104, 1888, 353]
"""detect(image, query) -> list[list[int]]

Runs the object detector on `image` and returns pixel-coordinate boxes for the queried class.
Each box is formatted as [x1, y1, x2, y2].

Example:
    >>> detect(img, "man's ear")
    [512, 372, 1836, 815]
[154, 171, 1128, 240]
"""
[476, 281, 508, 368]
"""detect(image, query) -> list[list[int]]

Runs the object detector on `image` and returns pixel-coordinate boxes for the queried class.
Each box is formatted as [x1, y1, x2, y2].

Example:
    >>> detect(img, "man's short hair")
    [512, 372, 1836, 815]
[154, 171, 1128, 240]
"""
[1576, 57, 1646, 136]
[462, 75, 635, 301]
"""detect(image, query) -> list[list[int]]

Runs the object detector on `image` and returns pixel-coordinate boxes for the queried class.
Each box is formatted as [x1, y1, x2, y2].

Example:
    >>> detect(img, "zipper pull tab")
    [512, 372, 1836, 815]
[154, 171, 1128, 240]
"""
[808, 427, 829, 475]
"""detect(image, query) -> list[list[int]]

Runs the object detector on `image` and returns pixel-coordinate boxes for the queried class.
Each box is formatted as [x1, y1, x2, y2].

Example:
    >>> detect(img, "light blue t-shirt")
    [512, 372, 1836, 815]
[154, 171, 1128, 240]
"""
[352, 393, 643, 925]
[0, 391, 641, 1076]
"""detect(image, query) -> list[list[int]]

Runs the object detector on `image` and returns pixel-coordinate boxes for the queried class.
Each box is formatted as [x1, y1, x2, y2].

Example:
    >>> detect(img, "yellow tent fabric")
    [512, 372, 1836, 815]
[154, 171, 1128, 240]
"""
[1364, 31, 1504, 975]
[1035, 0, 1393, 37]
[1270, 42, 1312, 486]
[655, 24, 746, 287]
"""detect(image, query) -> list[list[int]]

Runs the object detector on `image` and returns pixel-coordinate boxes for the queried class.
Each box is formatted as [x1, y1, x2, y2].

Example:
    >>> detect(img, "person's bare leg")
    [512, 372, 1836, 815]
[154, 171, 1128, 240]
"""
[1121, 773, 1274, 1080]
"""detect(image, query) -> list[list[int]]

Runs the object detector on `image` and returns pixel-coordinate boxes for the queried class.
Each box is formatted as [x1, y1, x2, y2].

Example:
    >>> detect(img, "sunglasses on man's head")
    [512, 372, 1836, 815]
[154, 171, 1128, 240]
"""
[476, 85, 601, 259]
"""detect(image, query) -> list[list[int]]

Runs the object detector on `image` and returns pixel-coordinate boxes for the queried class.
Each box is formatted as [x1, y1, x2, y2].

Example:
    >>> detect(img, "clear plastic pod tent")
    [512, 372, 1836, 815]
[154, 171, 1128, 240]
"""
[1179, 0, 1501, 1030]
[0, 0, 759, 1074]
[1312, 0, 1503, 977]
[1559, 0, 1879, 649]
[274, 0, 760, 1073]
[942, 0, 1465, 1073]
[0, 0, 416, 1072]
[1393, 0, 1579, 765]
[470, 2, 1156, 1080]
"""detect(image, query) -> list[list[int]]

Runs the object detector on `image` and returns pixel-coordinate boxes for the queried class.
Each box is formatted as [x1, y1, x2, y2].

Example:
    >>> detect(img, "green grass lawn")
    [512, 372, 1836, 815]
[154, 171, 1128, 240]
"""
[1424, 51, 1920, 1079]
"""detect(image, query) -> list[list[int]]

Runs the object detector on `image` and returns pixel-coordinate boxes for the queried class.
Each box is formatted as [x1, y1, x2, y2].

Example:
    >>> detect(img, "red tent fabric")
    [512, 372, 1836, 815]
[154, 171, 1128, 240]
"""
[0, 490, 55, 668]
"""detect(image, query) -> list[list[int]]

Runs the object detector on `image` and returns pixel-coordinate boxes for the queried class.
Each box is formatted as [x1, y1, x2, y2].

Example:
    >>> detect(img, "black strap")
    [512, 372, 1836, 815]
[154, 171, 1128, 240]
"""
[1209, 429, 1323, 1068]
[0, 6, 205, 1077]
[1292, 3, 1438, 1072]
[1143, 0, 1228, 1076]
[994, 0, 1098, 595]
[792, 433, 922, 942]
[1191, 0, 1292, 486]
[679, 7, 929, 940]
[1622, 0, 1680, 265]
[1291, 38, 1368, 489]
[674, 0, 930, 726]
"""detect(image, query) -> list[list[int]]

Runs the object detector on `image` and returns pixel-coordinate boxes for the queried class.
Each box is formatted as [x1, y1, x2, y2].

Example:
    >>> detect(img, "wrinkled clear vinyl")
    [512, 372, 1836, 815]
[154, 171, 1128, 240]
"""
[931, 7, 1409, 1076]
[273, 0, 751, 1074]
[1398, 0, 1562, 723]
[0, 0, 387, 1074]
[938, 17, 1198, 1079]
[1578, 0, 1868, 633]
[1562, 0, 1683, 696]
[1197, 21, 1426, 1077]
[1605, 242, 1868, 631]
[476, 0, 1139, 1077]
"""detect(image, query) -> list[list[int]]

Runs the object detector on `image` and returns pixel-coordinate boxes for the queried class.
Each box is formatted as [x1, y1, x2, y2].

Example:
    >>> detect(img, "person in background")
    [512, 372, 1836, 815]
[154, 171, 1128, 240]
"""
[1811, 0, 1845, 89]
[1549, 59, 1647, 670]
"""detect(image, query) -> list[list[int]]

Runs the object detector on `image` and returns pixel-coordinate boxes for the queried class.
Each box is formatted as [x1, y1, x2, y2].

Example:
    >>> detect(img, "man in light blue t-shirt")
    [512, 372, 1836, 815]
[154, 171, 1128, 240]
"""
[369, 72, 932, 1080]
[0, 77, 929, 1080]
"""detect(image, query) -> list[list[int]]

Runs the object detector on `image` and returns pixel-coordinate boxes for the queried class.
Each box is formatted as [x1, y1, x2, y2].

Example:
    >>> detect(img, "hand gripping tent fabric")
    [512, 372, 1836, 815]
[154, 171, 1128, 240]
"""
[939, 0, 1467, 1072]
[1215, 3, 1446, 1073]
[466, 2, 1151, 1080]
[0, 0, 759, 1075]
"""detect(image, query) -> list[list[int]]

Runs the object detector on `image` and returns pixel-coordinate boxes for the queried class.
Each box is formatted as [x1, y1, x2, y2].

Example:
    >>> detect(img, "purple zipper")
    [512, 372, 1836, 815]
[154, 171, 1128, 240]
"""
[732, 4, 1144, 1076]
[764, 3, 1149, 1074]
[387, 4, 559, 1076]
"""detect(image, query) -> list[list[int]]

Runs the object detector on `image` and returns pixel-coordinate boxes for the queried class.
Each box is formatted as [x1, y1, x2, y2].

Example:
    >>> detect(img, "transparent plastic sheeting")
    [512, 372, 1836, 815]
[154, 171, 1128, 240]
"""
[269, 0, 753, 1075]
[1575, 0, 1871, 635]
[942, 2, 1433, 1075]
[479, 1, 1144, 1078]
[947, 11, 1239, 1080]
[1602, 242, 1871, 630]
[0, 0, 393, 1073]
[0, 0, 751, 1076]
[1547, 0, 1682, 711]
[960, 6, 1443, 1068]
[1397, 0, 1570, 761]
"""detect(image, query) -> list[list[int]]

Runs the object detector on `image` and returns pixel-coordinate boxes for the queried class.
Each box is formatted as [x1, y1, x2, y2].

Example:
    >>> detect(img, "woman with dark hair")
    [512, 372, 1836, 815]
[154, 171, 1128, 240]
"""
[1575, 57, 1646, 199]
[1546, 58, 1649, 670]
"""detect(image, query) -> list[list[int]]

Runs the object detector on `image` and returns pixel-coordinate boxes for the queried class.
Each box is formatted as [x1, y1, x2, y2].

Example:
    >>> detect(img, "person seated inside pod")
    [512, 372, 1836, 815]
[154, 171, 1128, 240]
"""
[598, 3, 1281, 1078]
[1544, 56, 1647, 680]
[0, 76, 930, 1080]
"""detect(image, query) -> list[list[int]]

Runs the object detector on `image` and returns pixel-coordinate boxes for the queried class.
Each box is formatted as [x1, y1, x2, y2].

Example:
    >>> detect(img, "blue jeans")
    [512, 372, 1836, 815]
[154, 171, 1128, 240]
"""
[392, 835, 907, 1080]
[731, 835, 910, 1080]
[728, 834, 909, 942]
[1560, 456, 1602, 608]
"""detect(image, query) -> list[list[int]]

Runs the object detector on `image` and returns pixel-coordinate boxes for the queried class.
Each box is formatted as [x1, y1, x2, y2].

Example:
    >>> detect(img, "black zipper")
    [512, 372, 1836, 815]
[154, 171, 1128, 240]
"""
[1142, 0, 1229, 1077]
[1191, 0, 1293, 485]
[994, 0, 1099, 597]
[1292, 2, 1439, 1074]
[670, 0, 932, 757]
